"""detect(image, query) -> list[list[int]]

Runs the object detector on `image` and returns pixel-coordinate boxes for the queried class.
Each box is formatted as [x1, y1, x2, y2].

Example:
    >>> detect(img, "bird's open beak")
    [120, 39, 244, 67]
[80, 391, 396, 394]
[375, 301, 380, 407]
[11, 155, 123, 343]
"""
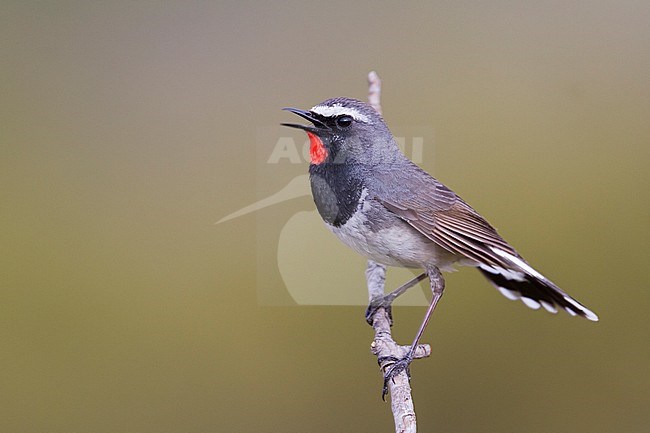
[281, 107, 330, 133]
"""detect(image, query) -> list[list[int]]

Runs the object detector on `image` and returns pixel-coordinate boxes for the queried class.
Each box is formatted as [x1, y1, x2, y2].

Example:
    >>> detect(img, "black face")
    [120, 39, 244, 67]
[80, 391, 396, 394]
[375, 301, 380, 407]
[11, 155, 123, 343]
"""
[307, 112, 354, 132]
[282, 109, 355, 132]
[281, 107, 360, 134]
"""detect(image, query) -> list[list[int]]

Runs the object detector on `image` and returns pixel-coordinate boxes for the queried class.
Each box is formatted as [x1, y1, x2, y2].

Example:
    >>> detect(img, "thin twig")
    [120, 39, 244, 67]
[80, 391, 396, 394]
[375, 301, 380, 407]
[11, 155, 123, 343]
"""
[368, 71, 383, 115]
[365, 72, 431, 433]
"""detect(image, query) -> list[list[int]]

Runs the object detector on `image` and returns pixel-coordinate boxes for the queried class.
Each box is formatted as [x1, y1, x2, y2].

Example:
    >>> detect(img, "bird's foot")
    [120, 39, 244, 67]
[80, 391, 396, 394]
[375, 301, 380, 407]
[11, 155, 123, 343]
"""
[365, 297, 393, 326]
[379, 353, 413, 400]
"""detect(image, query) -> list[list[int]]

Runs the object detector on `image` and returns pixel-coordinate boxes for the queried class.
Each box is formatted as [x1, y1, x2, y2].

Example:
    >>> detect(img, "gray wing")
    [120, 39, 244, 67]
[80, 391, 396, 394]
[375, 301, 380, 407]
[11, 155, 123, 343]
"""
[372, 162, 518, 267]
[372, 162, 599, 320]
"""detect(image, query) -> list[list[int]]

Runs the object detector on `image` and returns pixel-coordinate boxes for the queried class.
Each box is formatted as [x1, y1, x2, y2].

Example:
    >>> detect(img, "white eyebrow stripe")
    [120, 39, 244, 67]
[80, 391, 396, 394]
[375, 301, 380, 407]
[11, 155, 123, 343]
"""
[310, 104, 370, 123]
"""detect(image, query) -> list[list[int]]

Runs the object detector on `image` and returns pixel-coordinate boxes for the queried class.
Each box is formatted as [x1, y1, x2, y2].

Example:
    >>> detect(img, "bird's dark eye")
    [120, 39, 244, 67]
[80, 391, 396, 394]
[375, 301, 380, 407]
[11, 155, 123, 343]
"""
[336, 115, 353, 128]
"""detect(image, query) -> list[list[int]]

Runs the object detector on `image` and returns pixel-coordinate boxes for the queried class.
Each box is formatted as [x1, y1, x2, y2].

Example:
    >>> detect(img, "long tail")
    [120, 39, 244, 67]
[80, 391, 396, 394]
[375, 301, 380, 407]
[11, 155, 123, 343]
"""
[477, 249, 598, 321]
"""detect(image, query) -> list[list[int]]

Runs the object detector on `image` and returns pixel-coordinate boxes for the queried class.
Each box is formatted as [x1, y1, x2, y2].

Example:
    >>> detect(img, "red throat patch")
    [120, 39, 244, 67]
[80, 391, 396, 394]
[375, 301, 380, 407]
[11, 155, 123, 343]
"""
[307, 131, 327, 165]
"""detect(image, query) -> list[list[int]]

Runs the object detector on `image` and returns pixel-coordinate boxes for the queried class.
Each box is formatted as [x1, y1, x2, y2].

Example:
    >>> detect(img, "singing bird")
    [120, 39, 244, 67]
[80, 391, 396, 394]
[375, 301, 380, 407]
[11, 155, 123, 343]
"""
[282, 97, 598, 391]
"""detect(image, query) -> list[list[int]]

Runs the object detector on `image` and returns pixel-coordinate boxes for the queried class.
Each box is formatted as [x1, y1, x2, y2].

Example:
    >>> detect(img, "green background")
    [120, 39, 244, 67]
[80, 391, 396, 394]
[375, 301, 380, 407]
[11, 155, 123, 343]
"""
[2, 2, 649, 432]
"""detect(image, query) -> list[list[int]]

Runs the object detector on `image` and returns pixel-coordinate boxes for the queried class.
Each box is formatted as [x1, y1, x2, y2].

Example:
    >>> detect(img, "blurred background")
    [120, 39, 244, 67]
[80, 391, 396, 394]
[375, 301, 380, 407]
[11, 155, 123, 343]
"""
[2, 2, 649, 432]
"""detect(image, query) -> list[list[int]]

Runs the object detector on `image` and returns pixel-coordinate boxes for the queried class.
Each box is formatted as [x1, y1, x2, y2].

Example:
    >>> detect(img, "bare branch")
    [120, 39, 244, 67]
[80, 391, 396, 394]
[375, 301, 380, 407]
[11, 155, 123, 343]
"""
[365, 72, 430, 433]
[367, 71, 383, 115]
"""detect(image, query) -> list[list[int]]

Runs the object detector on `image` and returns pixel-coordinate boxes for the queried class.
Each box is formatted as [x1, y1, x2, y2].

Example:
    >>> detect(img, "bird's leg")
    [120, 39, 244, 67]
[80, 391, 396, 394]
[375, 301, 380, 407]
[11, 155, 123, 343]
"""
[381, 267, 445, 398]
[365, 272, 428, 325]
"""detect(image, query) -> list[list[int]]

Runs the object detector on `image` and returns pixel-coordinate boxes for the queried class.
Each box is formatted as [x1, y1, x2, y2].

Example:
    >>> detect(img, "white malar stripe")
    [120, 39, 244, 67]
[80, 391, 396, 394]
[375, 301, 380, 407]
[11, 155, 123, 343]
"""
[497, 286, 520, 301]
[489, 247, 546, 280]
[521, 297, 541, 310]
[479, 264, 526, 282]
[540, 300, 558, 314]
[310, 104, 370, 123]
[563, 296, 599, 321]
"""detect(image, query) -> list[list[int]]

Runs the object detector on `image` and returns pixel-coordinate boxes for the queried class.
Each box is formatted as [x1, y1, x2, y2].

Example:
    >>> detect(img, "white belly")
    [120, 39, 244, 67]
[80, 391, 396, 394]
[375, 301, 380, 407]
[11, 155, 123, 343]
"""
[328, 204, 461, 271]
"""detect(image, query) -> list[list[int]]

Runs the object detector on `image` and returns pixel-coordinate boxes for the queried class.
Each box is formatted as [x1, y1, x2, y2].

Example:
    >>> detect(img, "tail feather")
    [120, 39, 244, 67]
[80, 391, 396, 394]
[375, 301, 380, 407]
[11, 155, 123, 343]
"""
[478, 261, 599, 322]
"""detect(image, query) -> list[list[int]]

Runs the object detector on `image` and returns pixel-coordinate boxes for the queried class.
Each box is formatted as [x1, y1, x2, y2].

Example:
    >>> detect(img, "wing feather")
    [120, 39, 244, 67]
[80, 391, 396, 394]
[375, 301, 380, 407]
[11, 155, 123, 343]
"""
[379, 191, 517, 268]
[371, 162, 598, 321]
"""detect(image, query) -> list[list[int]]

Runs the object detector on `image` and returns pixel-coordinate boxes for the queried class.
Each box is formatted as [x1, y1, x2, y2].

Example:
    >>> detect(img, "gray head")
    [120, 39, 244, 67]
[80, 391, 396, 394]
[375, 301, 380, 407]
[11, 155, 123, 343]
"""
[282, 97, 402, 166]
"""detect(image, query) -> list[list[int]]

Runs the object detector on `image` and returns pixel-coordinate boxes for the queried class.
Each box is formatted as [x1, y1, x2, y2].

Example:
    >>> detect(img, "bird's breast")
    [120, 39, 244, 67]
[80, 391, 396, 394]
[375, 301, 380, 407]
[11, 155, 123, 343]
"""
[309, 163, 365, 227]
[326, 190, 460, 270]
